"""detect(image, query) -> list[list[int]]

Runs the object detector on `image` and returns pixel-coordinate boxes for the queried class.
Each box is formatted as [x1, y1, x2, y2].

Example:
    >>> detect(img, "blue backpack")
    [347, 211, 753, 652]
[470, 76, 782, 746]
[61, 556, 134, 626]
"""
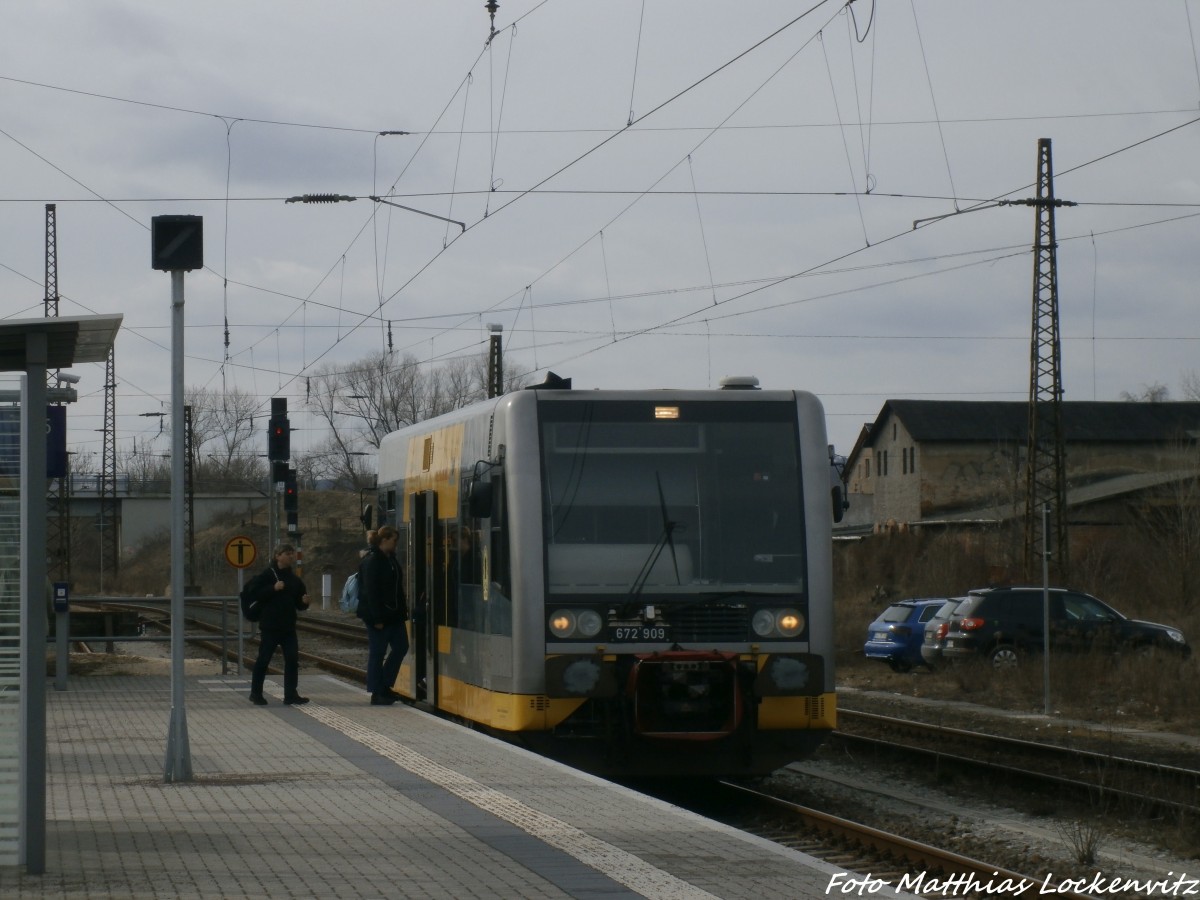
[339, 572, 360, 614]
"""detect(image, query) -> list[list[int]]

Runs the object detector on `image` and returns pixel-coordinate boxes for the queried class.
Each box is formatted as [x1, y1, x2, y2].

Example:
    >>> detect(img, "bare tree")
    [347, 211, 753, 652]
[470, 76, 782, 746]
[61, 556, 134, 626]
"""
[185, 386, 265, 490]
[469, 350, 531, 396]
[304, 433, 375, 490]
[305, 350, 531, 473]
[118, 437, 170, 491]
[66, 448, 98, 488]
[1181, 371, 1200, 401]
[1120, 382, 1170, 402]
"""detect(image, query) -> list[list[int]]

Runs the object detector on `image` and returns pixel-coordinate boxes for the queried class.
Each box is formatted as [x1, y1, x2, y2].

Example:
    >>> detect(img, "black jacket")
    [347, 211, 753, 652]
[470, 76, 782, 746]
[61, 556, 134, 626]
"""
[244, 564, 309, 631]
[357, 547, 407, 626]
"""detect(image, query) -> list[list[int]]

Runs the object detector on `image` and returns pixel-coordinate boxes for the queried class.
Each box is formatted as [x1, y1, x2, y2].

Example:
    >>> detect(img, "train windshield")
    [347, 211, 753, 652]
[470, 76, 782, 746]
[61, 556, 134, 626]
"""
[539, 399, 806, 599]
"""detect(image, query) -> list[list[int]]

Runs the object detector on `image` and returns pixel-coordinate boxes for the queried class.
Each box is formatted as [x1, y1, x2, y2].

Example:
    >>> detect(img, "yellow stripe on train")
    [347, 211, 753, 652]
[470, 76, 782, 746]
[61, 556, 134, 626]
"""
[757, 692, 837, 730]
[436, 676, 588, 731]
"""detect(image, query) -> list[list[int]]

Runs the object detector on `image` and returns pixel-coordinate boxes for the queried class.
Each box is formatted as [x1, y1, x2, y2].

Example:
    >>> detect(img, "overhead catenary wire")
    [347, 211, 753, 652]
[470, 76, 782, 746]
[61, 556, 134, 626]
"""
[6, 3, 1200, 450]
[485, 20, 518, 218]
[529, 117, 1200, 376]
[367, 1, 845, 372]
[820, 28, 870, 245]
[600, 230, 617, 341]
[106, 208, 1200, 395]
[304, 2, 844, 378]
[627, 0, 648, 126]
[1187, 0, 1200, 108]
[686, 155, 718, 307]
[845, 0, 878, 193]
[8, 199, 1197, 355]
[6, 72, 1198, 138]
[446, 74, 474, 247]
[908, 0, 959, 212]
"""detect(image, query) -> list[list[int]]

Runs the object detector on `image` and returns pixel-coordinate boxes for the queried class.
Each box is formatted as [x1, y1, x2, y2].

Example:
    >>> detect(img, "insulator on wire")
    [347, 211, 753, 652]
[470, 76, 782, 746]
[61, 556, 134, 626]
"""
[285, 194, 356, 204]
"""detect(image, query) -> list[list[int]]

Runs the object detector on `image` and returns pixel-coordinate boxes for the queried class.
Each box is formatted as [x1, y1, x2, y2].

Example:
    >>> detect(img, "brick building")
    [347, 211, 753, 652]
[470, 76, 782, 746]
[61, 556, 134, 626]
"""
[841, 400, 1200, 534]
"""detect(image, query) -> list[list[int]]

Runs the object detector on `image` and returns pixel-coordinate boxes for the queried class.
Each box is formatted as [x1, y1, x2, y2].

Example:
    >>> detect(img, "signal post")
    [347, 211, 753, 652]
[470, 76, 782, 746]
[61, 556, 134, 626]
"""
[266, 399, 301, 574]
[151, 214, 203, 785]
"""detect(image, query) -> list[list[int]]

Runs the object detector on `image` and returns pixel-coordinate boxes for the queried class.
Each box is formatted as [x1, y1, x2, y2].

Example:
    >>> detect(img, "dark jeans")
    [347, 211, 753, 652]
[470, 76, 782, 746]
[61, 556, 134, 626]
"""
[251, 628, 301, 698]
[366, 620, 409, 694]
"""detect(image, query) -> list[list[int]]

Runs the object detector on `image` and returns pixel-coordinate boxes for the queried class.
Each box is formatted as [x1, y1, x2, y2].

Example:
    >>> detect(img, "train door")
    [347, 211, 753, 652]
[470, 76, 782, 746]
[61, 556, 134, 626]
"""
[408, 490, 442, 705]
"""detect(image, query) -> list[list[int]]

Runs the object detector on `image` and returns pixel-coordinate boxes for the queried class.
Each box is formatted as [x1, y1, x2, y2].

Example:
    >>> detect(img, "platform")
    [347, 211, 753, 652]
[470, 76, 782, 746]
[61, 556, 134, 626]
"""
[3, 671, 861, 899]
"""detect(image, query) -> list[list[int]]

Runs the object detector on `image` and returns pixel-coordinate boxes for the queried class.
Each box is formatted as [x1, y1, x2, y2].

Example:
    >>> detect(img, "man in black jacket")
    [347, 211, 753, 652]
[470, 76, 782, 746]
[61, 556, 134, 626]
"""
[357, 525, 409, 705]
[245, 543, 310, 706]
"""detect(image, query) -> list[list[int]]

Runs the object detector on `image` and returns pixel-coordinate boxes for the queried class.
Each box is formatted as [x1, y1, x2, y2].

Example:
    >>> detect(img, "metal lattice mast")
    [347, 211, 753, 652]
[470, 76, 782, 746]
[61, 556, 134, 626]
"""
[44, 204, 58, 320]
[487, 324, 504, 398]
[99, 348, 119, 585]
[1023, 138, 1069, 578]
[44, 203, 71, 586]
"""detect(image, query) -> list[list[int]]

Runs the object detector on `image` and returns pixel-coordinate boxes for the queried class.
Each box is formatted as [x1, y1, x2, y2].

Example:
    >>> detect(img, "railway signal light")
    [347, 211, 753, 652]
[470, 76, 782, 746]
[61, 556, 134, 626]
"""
[268, 418, 290, 461]
[283, 468, 298, 513]
[268, 397, 290, 461]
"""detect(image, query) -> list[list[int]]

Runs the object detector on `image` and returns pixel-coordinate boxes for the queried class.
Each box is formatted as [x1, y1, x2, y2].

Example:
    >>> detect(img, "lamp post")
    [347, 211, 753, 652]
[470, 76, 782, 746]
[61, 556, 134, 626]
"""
[151, 214, 203, 784]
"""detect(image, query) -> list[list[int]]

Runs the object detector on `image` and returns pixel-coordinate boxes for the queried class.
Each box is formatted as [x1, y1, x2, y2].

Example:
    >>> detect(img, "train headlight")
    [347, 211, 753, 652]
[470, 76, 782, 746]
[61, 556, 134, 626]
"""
[550, 610, 576, 638]
[751, 609, 777, 637]
[577, 609, 603, 638]
[751, 608, 805, 639]
[549, 609, 604, 639]
[777, 610, 804, 638]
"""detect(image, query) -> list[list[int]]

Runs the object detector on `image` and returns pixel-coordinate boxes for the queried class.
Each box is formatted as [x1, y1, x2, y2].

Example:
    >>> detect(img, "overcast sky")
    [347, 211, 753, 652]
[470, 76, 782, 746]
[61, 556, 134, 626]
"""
[3, 1, 1200, 462]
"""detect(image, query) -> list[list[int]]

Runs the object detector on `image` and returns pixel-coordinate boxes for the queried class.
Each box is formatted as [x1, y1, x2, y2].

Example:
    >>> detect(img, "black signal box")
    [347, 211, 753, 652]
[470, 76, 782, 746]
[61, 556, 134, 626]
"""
[151, 215, 204, 271]
[268, 418, 290, 462]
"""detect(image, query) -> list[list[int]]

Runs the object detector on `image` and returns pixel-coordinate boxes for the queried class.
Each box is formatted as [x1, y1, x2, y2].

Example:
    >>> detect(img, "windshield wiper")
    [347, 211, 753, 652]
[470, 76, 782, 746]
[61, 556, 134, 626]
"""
[621, 472, 681, 616]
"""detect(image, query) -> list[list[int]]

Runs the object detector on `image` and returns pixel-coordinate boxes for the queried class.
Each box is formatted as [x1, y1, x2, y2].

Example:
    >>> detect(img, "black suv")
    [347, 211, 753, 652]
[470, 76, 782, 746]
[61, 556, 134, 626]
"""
[942, 587, 1190, 668]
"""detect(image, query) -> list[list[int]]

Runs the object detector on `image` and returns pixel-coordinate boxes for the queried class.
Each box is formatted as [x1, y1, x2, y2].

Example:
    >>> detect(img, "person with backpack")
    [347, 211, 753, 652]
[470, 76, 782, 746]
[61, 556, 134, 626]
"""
[337, 530, 375, 614]
[244, 543, 311, 706]
[357, 525, 409, 705]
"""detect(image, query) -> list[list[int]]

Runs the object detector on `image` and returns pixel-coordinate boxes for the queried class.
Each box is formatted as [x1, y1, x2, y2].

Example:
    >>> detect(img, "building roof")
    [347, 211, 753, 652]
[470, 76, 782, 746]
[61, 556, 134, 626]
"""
[0, 314, 123, 371]
[880, 400, 1200, 443]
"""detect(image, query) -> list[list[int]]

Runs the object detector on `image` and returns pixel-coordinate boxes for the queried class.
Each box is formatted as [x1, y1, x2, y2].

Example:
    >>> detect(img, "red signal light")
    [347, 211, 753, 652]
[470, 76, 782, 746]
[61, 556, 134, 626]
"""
[267, 416, 290, 461]
[283, 468, 298, 512]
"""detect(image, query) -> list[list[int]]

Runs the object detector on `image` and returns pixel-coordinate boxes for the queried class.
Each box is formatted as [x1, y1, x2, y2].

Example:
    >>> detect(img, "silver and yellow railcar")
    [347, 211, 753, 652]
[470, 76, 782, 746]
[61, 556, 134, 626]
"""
[376, 377, 838, 777]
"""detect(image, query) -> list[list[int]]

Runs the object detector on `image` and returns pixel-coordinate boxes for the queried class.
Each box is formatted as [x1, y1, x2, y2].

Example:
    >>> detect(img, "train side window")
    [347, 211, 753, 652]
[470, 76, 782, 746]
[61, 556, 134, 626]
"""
[450, 501, 483, 632]
[486, 473, 512, 636]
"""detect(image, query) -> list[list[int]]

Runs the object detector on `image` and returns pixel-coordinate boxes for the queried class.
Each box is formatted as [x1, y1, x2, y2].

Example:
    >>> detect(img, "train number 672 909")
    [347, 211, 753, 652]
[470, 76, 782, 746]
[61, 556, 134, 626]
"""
[611, 625, 669, 642]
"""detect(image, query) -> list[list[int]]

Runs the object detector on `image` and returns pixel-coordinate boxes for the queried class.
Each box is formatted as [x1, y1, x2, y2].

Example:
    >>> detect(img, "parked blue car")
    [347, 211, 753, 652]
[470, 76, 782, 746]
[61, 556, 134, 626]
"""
[863, 598, 950, 672]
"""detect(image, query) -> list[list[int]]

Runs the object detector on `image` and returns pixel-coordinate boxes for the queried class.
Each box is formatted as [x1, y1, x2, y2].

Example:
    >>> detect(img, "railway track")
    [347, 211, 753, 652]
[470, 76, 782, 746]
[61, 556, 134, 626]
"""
[79, 599, 1200, 823]
[652, 779, 1100, 900]
[834, 706, 1200, 820]
[79, 599, 371, 684]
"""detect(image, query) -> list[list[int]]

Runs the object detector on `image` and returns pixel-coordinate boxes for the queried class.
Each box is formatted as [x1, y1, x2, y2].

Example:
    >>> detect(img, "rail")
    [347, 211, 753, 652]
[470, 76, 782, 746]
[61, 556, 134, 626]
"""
[835, 706, 1200, 819]
[55, 596, 245, 682]
[715, 780, 1100, 900]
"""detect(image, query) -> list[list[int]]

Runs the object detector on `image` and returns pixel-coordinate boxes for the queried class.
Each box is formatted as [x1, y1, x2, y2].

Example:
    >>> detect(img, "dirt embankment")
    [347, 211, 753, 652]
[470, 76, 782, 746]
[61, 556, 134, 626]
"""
[92, 490, 370, 599]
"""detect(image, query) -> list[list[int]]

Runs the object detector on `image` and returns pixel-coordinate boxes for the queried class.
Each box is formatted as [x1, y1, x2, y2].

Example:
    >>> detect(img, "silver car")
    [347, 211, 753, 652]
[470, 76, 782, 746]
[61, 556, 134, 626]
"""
[920, 598, 963, 669]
